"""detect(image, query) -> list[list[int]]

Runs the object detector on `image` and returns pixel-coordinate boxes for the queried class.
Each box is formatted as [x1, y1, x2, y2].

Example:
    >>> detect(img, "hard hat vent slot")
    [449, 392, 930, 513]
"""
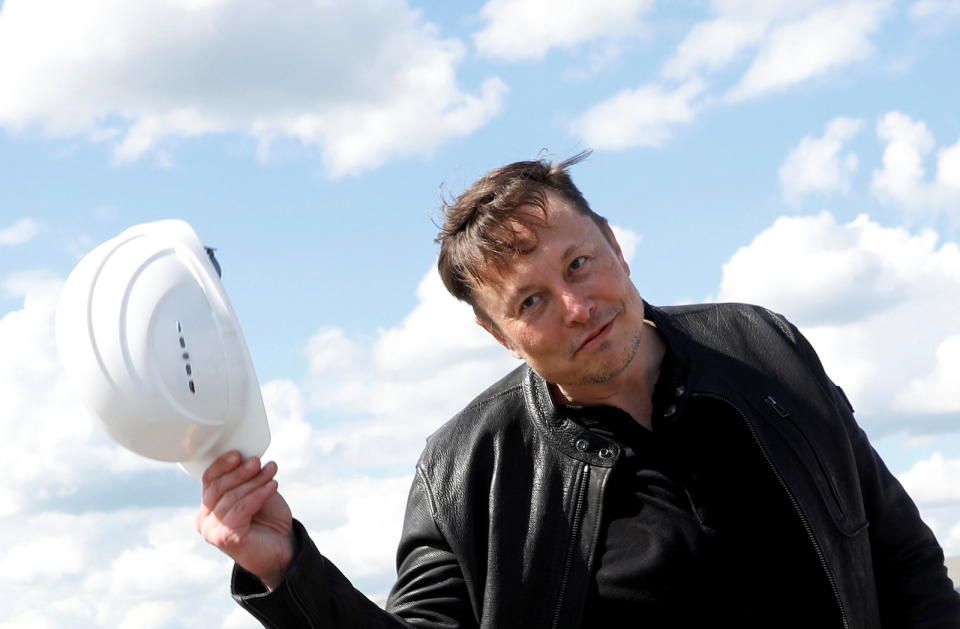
[177, 320, 197, 396]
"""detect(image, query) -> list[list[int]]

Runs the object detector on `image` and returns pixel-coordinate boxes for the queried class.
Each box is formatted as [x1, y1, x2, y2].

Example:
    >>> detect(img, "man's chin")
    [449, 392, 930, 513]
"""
[579, 335, 642, 385]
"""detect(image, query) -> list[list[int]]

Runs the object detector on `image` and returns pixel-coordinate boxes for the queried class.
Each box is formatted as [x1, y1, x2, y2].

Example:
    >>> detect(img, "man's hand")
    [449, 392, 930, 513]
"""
[196, 451, 294, 590]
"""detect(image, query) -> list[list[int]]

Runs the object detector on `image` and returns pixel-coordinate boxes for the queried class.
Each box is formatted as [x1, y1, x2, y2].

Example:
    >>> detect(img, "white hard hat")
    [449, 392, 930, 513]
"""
[55, 219, 270, 479]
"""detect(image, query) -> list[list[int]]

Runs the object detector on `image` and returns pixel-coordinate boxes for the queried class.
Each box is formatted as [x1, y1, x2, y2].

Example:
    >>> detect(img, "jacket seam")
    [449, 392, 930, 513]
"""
[459, 383, 524, 415]
[415, 462, 440, 518]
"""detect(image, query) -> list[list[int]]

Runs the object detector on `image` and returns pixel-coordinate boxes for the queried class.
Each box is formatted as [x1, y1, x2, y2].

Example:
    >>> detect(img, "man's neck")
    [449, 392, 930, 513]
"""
[553, 320, 667, 430]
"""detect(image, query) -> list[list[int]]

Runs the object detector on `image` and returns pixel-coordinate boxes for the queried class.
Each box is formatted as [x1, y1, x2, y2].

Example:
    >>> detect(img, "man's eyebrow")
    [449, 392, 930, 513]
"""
[504, 282, 533, 306]
[503, 240, 586, 306]
[561, 241, 583, 262]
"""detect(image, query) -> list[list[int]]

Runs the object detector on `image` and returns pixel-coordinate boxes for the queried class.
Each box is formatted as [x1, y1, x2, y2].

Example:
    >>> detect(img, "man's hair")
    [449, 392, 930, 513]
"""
[436, 151, 609, 313]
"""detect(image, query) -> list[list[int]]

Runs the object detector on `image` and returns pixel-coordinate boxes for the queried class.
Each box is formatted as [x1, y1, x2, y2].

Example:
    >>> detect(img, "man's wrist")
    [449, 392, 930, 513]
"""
[261, 570, 286, 592]
[259, 528, 297, 591]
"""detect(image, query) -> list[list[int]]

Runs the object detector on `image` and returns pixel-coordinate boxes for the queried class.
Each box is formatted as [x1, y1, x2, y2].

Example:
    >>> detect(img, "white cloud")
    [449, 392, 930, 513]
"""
[898, 336, 960, 414]
[0, 535, 85, 583]
[306, 475, 412, 577]
[663, 17, 767, 80]
[570, 79, 704, 150]
[0, 218, 39, 246]
[610, 224, 641, 265]
[719, 212, 903, 325]
[0, 508, 239, 628]
[574, 2, 890, 153]
[222, 607, 262, 629]
[726, 1, 888, 102]
[473, 0, 652, 61]
[946, 522, 960, 557]
[939, 139, 960, 189]
[116, 602, 178, 629]
[871, 111, 960, 213]
[0, 271, 178, 520]
[0, 0, 505, 176]
[663, 0, 832, 81]
[899, 453, 960, 505]
[779, 117, 863, 201]
[871, 111, 935, 202]
[301, 267, 521, 469]
[717, 212, 960, 432]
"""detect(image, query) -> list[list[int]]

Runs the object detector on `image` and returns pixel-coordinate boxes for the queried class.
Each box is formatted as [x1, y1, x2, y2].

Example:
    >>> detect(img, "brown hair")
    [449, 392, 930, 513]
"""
[436, 150, 608, 312]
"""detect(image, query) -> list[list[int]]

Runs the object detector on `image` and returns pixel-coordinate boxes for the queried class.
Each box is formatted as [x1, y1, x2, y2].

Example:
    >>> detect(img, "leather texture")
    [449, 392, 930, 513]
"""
[234, 302, 960, 628]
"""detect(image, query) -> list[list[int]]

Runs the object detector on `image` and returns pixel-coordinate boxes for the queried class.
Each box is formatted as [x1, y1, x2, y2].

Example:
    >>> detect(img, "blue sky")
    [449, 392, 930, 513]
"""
[1, 1, 959, 627]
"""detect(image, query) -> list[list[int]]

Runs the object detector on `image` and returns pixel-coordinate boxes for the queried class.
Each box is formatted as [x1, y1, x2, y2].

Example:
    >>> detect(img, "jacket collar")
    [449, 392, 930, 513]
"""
[520, 300, 699, 464]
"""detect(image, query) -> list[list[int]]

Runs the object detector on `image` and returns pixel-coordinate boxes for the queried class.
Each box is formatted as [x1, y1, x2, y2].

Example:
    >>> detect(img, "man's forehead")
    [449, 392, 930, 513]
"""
[472, 212, 588, 305]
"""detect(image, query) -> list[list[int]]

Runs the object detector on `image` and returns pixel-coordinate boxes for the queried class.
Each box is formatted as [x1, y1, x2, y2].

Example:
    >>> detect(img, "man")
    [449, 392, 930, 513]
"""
[198, 154, 960, 627]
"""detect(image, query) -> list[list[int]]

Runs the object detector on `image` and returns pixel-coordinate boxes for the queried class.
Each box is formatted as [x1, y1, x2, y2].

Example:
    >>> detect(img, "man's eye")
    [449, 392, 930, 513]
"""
[520, 295, 540, 311]
[570, 256, 587, 271]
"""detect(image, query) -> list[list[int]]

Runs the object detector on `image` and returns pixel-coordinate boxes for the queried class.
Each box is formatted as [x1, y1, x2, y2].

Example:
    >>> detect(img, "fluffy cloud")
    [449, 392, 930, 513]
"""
[871, 111, 960, 214]
[899, 452, 960, 505]
[578, 1, 891, 153]
[663, 16, 767, 80]
[779, 117, 863, 201]
[300, 267, 522, 470]
[0, 508, 239, 629]
[725, 1, 888, 102]
[718, 211, 960, 433]
[660, 1, 889, 101]
[663, 0, 837, 81]
[610, 224, 641, 264]
[0, 271, 169, 519]
[897, 336, 960, 414]
[898, 452, 960, 557]
[0, 0, 505, 176]
[0, 218, 39, 246]
[472, 0, 652, 61]
[570, 79, 703, 150]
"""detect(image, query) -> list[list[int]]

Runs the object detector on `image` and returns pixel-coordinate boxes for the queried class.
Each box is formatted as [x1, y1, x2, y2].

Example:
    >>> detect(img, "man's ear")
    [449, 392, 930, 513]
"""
[476, 316, 523, 360]
[602, 222, 630, 275]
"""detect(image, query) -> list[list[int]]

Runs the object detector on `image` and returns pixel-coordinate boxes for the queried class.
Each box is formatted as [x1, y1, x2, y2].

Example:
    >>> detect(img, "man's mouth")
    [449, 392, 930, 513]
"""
[576, 317, 615, 354]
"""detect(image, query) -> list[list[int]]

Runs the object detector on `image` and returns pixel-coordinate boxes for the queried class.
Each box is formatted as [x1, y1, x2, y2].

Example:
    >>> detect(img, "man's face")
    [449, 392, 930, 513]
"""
[472, 195, 646, 390]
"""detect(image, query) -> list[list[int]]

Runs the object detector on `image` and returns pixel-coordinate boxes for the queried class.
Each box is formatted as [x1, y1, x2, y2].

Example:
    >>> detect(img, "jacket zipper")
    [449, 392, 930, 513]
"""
[699, 392, 850, 629]
[551, 463, 590, 629]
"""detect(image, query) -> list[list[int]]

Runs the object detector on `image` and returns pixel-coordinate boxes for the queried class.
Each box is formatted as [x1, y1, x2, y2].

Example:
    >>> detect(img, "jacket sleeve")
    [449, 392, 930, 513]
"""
[831, 383, 960, 628]
[385, 465, 477, 626]
[769, 307, 959, 627]
[231, 467, 475, 628]
[232, 518, 411, 629]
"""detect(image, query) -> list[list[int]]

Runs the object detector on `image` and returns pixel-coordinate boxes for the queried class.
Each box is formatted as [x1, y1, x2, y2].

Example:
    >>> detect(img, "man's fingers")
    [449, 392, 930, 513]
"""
[198, 475, 279, 549]
[220, 480, 279, 530]
[202, 450, 243, 485]
[202, 455, 265, 511]
[209, 460, 278, 522]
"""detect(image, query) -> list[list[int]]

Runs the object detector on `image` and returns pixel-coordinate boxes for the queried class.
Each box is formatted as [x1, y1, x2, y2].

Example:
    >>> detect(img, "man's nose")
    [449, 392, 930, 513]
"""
[560, 289, 594, 325]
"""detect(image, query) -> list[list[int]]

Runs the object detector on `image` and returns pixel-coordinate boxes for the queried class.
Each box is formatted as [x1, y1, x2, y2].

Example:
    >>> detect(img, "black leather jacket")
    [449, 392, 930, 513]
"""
[234, 303, 960, 628]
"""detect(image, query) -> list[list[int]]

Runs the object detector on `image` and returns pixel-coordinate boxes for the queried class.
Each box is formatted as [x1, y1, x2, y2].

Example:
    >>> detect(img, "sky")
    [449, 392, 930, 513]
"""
[1, 0, 959, 626]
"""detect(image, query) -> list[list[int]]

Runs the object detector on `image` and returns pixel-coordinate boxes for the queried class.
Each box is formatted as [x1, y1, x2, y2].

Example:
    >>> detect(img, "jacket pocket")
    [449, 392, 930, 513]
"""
[754, 394, 869, 538]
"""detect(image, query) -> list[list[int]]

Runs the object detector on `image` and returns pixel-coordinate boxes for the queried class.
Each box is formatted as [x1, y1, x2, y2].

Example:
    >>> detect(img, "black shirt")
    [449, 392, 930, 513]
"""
[568, 352, 842, 628]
